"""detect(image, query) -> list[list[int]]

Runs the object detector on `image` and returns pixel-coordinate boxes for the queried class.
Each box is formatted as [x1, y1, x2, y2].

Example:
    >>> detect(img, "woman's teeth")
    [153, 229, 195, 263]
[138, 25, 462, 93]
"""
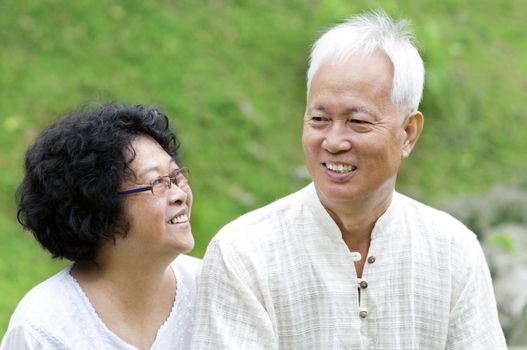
[168, 214, 188, 224]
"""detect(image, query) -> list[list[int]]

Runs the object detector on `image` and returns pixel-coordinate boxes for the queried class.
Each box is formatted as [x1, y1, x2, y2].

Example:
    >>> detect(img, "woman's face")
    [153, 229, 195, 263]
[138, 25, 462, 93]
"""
[117, 135, 194, 259]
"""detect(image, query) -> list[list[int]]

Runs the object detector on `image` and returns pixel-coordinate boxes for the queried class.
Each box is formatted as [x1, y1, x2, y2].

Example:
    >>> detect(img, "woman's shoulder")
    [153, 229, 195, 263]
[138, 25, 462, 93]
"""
[8, 267, 73, 323]
[171, 254, 202, 282]
[3, 266, 78, 348]
[170, 254, 202, 302]
[152, 255, 202, 350]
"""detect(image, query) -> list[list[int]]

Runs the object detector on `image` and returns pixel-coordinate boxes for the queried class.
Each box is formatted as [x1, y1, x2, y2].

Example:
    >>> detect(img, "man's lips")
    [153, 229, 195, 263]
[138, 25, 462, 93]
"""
[323, 162, 357, 173]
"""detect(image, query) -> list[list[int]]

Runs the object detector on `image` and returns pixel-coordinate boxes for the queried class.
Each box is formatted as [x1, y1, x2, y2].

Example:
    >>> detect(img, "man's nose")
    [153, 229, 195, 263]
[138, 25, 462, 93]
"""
[322, 121, 352, 153]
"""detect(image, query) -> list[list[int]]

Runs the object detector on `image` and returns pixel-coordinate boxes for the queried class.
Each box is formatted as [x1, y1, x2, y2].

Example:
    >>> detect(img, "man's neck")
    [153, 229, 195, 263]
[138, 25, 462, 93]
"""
[320, 191, 393, 277]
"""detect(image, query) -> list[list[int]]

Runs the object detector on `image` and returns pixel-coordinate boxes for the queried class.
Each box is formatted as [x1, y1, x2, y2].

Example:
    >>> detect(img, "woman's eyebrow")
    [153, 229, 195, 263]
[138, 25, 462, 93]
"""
[136, 159, 177, 178]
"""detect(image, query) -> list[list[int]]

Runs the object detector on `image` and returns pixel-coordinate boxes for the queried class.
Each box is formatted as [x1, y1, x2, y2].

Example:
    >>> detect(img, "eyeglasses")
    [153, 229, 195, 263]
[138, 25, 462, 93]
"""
[117, 167, 189, 196]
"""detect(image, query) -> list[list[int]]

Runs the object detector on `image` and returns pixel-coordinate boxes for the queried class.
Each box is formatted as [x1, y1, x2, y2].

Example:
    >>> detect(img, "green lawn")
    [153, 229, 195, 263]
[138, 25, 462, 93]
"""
[1, 0, 526, 337]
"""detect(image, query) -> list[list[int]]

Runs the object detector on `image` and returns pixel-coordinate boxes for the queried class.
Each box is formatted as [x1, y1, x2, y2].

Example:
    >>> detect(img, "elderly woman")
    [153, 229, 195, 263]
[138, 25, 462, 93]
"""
[1, 103, 201, 349]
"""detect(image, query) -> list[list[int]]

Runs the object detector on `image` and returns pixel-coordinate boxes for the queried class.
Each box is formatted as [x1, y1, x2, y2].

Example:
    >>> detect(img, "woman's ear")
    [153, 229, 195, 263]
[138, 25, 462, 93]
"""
[402, 111, 424, 158]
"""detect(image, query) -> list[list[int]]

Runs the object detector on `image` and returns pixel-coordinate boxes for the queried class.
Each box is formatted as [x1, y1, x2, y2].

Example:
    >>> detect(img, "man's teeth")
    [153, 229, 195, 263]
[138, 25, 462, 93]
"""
[325, 163, 357, 173]
[169, 214, 188, 224]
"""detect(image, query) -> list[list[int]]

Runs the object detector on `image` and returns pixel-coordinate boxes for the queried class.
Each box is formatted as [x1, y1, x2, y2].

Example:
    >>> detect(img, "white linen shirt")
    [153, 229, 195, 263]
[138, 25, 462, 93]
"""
[192, 183, 506, 349]
[1, 254, 201, 350]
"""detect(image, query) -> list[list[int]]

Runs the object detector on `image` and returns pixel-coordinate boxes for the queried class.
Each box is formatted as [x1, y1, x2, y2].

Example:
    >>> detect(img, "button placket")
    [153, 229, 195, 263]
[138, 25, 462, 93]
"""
[350, 251, 362, 262]
[358, 306, 368, 318]
[357, 278, 368, 289]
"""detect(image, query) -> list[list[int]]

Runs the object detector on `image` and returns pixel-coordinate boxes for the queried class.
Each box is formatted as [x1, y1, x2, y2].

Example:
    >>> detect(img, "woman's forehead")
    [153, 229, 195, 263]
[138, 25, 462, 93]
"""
[128, 136, 175, 176]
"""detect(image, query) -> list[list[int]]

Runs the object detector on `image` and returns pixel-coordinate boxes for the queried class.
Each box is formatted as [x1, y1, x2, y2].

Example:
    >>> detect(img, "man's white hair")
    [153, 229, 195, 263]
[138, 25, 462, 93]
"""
[307, 10, 425, 113]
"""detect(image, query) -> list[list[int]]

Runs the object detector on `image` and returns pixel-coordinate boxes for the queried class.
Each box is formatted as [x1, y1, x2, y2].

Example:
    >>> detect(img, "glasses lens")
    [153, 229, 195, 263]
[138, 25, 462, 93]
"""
[152, 177, 171, 196]
[170, 168, 188, 188]
[150, 168, 189, 196]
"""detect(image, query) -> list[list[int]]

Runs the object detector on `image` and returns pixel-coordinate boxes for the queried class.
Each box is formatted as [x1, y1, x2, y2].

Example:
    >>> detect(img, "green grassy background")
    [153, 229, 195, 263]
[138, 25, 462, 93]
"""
[1, 0, 526, 337]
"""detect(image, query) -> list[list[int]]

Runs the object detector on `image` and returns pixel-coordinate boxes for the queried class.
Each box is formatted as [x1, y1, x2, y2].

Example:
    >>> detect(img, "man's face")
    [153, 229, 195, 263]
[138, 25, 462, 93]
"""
[302, 50, 411, 211]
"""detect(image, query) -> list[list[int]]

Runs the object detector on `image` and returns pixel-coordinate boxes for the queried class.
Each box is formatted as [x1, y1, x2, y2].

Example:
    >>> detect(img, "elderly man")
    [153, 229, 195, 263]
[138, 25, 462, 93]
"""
[192, 11, 506, 349]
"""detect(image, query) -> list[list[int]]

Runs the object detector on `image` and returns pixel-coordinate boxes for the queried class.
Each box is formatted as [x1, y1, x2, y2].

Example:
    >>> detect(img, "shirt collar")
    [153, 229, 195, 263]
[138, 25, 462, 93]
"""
[303, 182, 399, 241]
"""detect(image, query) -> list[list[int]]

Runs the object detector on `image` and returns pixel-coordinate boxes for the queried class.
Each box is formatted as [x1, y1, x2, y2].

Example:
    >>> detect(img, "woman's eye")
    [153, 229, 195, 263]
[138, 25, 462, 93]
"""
[169, 173, 180, 185]
[151, 177, 164, 186]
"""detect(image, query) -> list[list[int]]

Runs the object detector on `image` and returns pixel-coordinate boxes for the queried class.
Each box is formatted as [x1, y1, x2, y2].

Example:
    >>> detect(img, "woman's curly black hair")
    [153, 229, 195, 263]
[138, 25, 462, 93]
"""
[16, 103, 181, 262]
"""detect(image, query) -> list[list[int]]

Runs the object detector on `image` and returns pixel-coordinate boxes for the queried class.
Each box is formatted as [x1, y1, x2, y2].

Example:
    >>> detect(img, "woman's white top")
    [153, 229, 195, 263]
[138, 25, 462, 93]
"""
[1, 254, 202, 350]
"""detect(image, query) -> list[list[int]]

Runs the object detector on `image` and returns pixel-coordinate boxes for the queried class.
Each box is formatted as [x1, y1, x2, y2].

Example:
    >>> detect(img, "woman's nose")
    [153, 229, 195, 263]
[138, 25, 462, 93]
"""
[167, 183, 188, 205]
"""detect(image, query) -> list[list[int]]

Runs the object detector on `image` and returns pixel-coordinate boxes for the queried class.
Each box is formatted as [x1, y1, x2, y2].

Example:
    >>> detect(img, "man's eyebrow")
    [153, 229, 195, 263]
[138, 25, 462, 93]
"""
[307, 105, 327, 113]
[349, 106, 379, 118]
[307, 105, 379, 118]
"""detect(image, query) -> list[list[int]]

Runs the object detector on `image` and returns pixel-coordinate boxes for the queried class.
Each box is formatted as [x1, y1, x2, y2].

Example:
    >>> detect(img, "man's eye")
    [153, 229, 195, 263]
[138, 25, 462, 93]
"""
[311, 116, 329, 122]
[348, 119, 373, 132]
[350, 119, 370, 124]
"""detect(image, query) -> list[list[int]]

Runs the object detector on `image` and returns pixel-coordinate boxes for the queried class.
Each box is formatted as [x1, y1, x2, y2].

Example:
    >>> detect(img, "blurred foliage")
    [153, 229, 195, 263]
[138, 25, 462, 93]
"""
[488, 232, 514, 253]
[1, 0, 525, 337]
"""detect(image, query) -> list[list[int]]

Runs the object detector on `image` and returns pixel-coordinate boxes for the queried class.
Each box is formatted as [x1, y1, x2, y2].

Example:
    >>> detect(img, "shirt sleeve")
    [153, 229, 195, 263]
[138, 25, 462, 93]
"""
[0, 324, 59, 350]
[192, 239, 278, 350]
[445, 235, 508, 350]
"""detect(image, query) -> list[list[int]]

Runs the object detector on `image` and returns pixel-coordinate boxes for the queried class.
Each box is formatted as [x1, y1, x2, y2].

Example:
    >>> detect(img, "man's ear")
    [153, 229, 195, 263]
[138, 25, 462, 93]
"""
[402, 111, 424, 158]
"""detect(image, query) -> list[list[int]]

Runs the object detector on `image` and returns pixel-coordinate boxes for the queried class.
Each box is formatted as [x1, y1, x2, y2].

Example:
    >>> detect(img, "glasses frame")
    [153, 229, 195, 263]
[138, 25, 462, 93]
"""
[117, 167, 189, 196]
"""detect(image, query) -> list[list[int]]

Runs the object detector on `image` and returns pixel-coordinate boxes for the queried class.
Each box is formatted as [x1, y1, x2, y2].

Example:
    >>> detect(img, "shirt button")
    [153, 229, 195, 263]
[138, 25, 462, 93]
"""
[359, 280, 368, 289]
[350, 252, 362, 262]
[367, 256, 376, 264]
[359, 307, 368, 318]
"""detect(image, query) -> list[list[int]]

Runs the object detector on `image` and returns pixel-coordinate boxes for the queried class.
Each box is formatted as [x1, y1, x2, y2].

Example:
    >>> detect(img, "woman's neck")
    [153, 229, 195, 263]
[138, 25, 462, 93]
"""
[70, 248, 178, 349]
